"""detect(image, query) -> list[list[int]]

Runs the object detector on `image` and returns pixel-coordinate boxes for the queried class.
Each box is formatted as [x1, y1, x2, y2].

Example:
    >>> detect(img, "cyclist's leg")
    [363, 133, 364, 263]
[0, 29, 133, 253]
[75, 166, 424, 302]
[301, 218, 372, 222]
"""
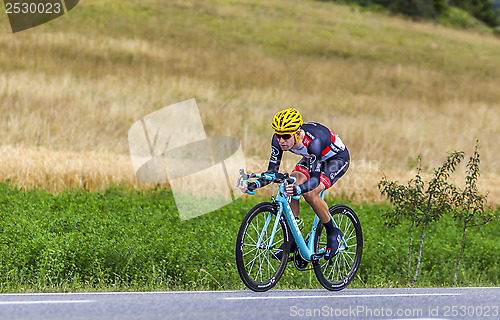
[303, 151, 350, 259]
[290, 157, 309, 218]
[303, 181, 343, 260]
[300, 152, 350, 222]
[303, 182, 343, 259]
[302, 182, 329, 223]
[292, 156, 335, 222]
[306, 151, 350, 220]
[290, 171, 307, 218]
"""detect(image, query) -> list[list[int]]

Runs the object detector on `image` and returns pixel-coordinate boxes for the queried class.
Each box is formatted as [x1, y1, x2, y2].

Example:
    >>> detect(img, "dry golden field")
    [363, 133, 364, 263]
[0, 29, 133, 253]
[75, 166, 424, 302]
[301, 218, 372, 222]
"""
[1, 0, 500, 203]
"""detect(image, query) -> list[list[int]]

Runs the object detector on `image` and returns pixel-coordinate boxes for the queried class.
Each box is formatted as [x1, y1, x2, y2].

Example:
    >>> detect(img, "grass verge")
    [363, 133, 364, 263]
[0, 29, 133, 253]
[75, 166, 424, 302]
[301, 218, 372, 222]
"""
[0, 182, 498, 292]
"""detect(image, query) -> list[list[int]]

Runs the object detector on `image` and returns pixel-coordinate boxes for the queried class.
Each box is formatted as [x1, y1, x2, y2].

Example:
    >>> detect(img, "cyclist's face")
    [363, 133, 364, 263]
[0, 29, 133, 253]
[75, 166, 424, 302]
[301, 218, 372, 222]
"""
[275, 132, 295, 150]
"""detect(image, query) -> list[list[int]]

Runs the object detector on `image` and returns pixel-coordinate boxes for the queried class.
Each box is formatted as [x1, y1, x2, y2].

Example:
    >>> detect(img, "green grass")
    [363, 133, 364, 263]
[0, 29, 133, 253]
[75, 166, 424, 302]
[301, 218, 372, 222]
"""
[0, 181, 498, 292]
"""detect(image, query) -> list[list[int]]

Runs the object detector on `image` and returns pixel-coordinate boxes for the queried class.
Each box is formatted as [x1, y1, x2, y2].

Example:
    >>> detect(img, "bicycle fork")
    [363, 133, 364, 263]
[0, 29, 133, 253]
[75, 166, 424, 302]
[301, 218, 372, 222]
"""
[255, 209, 283, 250]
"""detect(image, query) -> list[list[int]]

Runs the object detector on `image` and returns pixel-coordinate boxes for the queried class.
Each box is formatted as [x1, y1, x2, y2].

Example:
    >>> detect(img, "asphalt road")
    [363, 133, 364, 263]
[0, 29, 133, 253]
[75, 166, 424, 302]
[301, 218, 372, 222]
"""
[0, 287, 498, 320]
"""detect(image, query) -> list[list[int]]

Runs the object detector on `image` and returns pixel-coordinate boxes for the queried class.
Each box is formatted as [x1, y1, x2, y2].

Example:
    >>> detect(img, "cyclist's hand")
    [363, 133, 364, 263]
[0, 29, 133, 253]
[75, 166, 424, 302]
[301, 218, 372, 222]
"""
[240, 182, 257, 194]
[239, 183, 248, 194]
[286, 184, 302, 196]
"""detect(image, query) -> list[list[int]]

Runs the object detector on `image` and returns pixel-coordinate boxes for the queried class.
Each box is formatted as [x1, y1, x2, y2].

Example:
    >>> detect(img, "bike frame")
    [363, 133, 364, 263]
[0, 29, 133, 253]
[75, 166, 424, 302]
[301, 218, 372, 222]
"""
[245, 173, 348, 262]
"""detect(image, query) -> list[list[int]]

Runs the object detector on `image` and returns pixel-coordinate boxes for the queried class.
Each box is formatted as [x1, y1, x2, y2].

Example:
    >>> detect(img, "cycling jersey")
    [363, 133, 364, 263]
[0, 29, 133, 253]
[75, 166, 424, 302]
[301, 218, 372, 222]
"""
[259, 122, 349, 193]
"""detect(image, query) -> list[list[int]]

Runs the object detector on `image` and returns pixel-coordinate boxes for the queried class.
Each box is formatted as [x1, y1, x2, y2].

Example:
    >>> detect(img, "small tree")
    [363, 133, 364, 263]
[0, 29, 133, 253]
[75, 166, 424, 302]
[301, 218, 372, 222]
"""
[411, 151, 464, 286]
[449, 141, 494, 285]
[379, 156, 425, 285]
[379, 151, 464, 286]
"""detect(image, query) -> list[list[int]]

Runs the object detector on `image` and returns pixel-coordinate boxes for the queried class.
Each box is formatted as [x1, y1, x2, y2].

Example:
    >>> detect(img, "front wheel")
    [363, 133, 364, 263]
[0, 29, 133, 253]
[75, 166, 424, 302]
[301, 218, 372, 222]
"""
[313, 204, 363, 291]
[236, 202, 290, 292]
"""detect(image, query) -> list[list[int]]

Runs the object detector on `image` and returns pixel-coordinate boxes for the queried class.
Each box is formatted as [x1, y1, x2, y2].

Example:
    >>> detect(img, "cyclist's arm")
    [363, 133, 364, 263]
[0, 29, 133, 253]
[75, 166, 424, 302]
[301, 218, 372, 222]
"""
[266, 135, 282, 173]
[248, 137, 283, 191]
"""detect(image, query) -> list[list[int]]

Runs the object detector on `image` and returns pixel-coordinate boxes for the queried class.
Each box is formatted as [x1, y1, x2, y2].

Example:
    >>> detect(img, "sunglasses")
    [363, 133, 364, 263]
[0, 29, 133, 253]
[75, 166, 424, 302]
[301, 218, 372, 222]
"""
[275, 133, 294, 140]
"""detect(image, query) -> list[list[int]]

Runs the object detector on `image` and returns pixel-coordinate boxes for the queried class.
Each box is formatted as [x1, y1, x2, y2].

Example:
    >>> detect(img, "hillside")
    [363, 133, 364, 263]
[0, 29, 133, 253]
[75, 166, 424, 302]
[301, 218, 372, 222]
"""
[1, 0, 500, 202]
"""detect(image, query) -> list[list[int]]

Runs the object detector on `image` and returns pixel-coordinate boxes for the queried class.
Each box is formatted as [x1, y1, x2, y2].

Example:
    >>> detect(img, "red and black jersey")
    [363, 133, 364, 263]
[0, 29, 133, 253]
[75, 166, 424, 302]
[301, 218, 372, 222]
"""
[265, 122, 347, 193]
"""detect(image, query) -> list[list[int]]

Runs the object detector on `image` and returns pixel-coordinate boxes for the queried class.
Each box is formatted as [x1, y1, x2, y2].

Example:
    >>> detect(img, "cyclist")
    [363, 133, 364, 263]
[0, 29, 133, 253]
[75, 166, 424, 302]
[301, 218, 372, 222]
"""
[240, 108, 350, 260]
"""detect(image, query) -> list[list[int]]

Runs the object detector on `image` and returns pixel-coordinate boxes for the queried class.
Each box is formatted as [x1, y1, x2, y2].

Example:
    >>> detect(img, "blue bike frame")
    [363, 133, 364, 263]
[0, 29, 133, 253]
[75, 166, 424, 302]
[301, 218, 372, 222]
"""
[243, 173, 348, 262]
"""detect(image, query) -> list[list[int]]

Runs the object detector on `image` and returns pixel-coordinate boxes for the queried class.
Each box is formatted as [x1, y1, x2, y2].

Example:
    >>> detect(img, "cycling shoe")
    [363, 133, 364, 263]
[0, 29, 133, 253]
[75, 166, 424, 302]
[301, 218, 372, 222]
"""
[324, 228, 343, 260]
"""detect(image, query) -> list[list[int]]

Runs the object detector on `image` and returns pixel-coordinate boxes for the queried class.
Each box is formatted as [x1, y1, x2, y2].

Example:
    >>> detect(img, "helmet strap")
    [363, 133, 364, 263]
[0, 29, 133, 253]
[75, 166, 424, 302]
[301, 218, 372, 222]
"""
[293, 130, 302, 145]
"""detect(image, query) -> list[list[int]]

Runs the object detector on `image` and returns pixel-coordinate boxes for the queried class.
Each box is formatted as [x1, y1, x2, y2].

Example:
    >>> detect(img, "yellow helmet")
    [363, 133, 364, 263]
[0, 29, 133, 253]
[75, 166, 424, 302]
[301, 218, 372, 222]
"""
[272, 108, 303, 133]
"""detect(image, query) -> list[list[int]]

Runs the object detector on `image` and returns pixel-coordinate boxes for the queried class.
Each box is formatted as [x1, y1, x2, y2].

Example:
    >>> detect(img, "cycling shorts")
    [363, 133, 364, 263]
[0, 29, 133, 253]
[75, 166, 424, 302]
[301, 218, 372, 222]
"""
[292, 149, 350, 190]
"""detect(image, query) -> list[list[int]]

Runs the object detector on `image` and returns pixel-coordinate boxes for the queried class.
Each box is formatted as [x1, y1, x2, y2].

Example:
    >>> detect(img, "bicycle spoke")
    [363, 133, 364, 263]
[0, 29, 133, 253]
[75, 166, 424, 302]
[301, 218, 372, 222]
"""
[242, 242, 258, 248]
[244, 244, 267, 268]
[336, 257, 344, 281]
[246, 253, 257, 276]
[262, 250, 277, 277]
[245, 247, 263, 269]
[242, 245, 258, 257]
[339, 259, 350, 277]
[248, 249, 266, 278]
[344, 234, 356, 244]
[326, 258, 337, 280]
[244, 232, 258, 246]
[344, 227, 355, 242]
[341, 254, 351, 274]
[341, 251, 356, 263]
[250, 220, 260, 237]
[270, 236, 284, 250]
[259, 249, 266, 282]
[322, 250, 351, 282]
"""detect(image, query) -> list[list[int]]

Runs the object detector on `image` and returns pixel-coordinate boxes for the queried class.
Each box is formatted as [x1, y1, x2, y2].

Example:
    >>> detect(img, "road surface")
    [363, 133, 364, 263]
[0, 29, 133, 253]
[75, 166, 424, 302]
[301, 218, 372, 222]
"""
[0, 287, 498, 320]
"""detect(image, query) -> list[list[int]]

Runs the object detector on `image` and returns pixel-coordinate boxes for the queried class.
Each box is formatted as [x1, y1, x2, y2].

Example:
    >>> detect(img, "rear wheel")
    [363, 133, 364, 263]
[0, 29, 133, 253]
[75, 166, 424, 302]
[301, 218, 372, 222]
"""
[313, 205, 363, 291]
[236, 202, 290, 291]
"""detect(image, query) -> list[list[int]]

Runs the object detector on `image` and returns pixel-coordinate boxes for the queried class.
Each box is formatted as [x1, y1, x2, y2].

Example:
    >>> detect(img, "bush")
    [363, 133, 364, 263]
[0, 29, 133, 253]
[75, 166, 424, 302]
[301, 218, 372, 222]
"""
[322, 0, 500, 28]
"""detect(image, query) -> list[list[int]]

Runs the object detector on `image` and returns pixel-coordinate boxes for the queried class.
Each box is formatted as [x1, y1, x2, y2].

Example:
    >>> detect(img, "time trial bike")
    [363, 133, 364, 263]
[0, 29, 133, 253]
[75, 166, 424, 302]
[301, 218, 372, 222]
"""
[235, 169, 362, 292]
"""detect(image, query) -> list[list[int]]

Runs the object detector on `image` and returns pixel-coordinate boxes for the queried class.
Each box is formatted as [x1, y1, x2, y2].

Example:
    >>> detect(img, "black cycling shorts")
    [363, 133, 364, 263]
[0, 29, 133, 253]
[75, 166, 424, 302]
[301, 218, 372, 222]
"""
[292, 149, 350, 190]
